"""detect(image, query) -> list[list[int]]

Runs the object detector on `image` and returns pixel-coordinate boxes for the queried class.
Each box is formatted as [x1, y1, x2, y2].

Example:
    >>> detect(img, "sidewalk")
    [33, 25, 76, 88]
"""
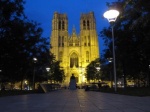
[0, 89, 150, 112]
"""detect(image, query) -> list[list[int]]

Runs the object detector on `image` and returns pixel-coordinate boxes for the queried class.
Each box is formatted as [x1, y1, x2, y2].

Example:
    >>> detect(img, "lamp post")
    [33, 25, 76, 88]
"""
[33, 57, 37, 90]
[148, 65, 150, 87]
[96, 66, 101, 82]
[107, 58, 113, 88]
[103, 9, 119, 92]
[46, 67, 50, 83]
[0, 69, 2, 83]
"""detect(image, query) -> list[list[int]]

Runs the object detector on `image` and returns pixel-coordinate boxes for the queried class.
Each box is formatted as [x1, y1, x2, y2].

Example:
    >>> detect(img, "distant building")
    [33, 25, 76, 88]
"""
[50, 11, 99, 85]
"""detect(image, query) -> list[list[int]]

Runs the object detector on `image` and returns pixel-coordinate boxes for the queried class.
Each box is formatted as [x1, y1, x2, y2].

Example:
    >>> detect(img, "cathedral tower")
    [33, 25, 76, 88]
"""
[50, 11, 99, 86]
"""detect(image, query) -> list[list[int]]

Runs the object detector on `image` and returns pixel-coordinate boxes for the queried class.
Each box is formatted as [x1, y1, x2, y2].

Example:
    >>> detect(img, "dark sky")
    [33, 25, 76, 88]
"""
[24, 0, 116, 56]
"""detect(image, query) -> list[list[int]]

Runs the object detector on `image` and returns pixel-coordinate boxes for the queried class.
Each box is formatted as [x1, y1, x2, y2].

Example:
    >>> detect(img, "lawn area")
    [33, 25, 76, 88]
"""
[97, 87, 150, 96]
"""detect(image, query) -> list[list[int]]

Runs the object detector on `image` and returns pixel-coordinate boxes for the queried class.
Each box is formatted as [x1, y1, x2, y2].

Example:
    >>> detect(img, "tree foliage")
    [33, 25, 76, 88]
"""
[50, 61, 65, 83]
[85, 58, 102, 82]
[0, 0, 55, 85]
[100, 0, 150, 86]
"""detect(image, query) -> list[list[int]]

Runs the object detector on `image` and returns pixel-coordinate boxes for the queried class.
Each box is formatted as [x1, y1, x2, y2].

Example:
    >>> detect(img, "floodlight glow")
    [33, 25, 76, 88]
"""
[46, 67, 50, 72]
[103, 10, 119, 22]
[33, 58, 37, 61]
[96, 67, 100, 71]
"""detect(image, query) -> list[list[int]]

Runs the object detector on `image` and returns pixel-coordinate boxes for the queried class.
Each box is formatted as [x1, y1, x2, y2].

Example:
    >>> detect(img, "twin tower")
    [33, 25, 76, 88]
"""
[50, 11, 99, 85]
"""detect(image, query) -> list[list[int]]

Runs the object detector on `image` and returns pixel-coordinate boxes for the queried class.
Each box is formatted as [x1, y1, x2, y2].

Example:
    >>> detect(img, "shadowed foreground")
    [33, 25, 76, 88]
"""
[0, 89, 150, 112]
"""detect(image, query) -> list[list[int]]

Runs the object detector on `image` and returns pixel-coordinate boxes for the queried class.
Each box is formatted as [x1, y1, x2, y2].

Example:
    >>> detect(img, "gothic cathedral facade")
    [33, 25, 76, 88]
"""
[50, 11, 99, 86]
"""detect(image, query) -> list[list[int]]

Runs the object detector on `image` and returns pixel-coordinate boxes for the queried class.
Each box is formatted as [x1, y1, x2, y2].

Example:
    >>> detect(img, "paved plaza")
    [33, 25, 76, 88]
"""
[0, 89, 150, 112]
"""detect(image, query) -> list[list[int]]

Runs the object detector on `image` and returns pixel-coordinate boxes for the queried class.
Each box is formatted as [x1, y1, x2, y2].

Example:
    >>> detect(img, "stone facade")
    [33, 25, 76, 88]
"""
[50, 11, 99, 86]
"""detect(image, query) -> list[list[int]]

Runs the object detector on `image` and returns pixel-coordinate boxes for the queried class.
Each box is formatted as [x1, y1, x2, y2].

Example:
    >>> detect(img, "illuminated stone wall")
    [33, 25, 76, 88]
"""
[50, 11, 99, 86]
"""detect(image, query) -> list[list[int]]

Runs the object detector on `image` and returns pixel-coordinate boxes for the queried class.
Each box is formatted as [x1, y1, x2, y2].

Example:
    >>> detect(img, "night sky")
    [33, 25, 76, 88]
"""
[24, 0, 116, 56]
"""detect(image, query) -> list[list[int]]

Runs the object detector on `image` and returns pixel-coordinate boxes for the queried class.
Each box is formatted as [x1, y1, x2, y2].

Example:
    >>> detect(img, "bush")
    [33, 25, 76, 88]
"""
[97, 87, 150, 96]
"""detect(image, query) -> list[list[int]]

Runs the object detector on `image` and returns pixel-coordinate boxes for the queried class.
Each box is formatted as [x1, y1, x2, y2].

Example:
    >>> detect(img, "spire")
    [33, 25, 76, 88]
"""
[71, 25, 77, 38]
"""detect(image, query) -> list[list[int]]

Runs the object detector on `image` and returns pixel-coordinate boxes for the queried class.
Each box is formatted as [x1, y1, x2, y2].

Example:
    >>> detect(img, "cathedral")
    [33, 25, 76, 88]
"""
[50, 11, 99, 86]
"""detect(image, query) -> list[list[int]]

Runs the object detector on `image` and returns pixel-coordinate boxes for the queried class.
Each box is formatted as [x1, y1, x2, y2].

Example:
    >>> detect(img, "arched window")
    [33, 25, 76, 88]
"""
[58, 21, 61, 30]
[86, 51, 89, 62]
[87, 20, 90, 29]
[62, 36, 64, 47]
[84, 36, 86, 46]
[83, 20, 86, 30]
[88, 36, 90, 46]
[58, 36, 61, 46]
[70, 53, 78, 68]
[62, 21, 65, 30]
[59, 51, 63, 62]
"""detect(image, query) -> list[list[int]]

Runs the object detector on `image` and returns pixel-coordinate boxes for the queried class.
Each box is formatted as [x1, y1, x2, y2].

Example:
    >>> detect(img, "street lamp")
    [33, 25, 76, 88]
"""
[107, 58, 113, 63]
[46, 67, 50, 83]
[103, 9, 119, 92]
[96, 67, 100, 71]
[96, 66, 101, 82]
[46, 67, 50, 72]
[33, 57, 37, 90]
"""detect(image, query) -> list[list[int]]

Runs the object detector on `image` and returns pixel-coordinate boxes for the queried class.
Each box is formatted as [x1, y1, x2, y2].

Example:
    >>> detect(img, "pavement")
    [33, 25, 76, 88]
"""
[0, 89, 150, 112]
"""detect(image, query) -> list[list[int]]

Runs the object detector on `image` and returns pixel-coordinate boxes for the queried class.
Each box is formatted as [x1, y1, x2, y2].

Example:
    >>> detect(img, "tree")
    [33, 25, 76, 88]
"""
[85, 58, 102, 82]
[50, 61, 65, 83]
[0, 0, 55, 88]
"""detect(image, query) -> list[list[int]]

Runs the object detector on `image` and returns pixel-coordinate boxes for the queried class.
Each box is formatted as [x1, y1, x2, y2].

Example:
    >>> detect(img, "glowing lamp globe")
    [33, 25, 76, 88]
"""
[46, 67, 50, 72]
[33, 57, 37, 61]
[103, 10, 119, 22]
